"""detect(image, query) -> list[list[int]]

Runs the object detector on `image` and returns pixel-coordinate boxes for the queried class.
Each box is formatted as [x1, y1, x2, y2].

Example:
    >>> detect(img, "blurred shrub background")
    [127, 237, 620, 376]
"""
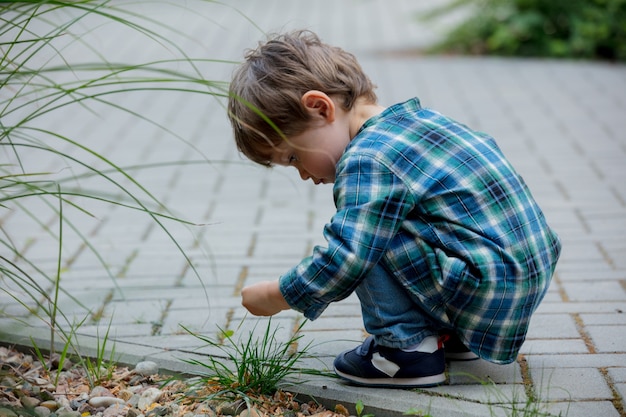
[421, 0, 626, 61]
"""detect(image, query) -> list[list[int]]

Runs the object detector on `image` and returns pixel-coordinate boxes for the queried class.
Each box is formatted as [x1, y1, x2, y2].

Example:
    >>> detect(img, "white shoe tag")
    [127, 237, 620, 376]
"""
[401, 335, 439, 353]
[371, 352, 401, 377]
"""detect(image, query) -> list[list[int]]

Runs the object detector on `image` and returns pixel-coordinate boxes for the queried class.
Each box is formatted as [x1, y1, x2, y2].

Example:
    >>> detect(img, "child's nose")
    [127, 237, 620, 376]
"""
[297, 166, 310, 181]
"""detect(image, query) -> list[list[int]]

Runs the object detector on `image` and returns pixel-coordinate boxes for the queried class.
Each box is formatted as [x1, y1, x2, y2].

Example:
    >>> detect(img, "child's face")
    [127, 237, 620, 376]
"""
[271, 91, 351, 184]
[272, 120, 350, 184]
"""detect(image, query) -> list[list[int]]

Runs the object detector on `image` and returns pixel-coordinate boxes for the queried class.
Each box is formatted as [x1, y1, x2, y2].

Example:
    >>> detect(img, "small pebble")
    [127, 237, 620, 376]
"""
[146, 406, 169, 417]
[127, 385, 143, 393]
[127, 393, 140, 408]
[5, 355, 21, 365]
[56, 409, 81, 417]
[55, 396, 71, 410]
[69, 399, 85, 411]
[49, 353, 73, 371]
[128, 375, 145, 386]
[32, 377, 50, 386]
[34, 406, 51, 417]
[126, 408, 141, 417]
[238, 408, 262, 417]
[134, 361, 159, 377]
[103, 403, 127, 417]
[77, 403, 96, 415]
[89, 397, 126, 408]
[0, 408, 18, 417]
[0, 376, 17, 388]
[90, 386, 113, 398]
[40, 390, 55, 401]
[21, 395, 41, 408]
[40, 400, 59, 411]
[137, 388, 162, 411]
[218, 400, 245, 416]
[192, 407, 217, 417]
[118, 389, 134, 402]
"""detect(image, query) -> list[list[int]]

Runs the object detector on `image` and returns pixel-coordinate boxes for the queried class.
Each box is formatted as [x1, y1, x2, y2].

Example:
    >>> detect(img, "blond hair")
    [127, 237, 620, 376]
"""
[228, 30, 377, 166]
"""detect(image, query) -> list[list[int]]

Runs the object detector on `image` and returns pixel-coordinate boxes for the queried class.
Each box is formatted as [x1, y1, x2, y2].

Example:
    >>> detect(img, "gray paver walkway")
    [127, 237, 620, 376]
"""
[1, 1, 625, 416]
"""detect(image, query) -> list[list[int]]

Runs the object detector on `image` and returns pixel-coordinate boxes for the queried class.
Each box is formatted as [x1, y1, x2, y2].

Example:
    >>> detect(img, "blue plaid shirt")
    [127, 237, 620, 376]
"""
[279, 98, 561, 363]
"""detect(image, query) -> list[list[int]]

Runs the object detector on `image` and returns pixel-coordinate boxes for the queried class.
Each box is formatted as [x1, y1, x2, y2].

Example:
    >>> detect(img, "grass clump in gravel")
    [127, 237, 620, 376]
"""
[181, 319, 329, 406]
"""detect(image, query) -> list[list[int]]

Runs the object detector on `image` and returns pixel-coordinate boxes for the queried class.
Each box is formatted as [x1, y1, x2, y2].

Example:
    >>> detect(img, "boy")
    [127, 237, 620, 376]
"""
[227, 30, 561, 388]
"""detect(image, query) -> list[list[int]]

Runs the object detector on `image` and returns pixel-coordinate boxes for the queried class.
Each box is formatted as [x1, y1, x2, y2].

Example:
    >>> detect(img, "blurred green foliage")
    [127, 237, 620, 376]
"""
[420, 0, 626, 61]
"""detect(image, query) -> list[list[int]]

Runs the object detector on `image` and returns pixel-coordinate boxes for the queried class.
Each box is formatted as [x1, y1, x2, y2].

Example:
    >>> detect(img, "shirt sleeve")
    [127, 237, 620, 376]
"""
[279, 153, 416, 320]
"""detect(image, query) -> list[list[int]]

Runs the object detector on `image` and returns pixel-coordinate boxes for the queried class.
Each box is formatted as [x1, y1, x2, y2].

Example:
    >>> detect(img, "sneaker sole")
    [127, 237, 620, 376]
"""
[334, 368, 446, 388]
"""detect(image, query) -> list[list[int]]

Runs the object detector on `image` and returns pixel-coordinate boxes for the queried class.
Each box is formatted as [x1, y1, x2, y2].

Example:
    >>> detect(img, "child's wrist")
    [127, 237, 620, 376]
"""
[269, 280, 291, 311]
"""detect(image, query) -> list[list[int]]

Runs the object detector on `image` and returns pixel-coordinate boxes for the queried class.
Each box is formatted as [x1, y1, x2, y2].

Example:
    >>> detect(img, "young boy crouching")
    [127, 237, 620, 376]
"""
[227, 30, 561, 388]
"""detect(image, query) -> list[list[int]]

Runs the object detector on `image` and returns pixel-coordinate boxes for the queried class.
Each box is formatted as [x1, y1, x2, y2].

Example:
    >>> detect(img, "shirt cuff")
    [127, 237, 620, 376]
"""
[278, 270, 328, 321]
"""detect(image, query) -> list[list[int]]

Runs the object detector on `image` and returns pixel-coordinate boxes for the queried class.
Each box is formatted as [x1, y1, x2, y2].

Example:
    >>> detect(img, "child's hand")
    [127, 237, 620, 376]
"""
[241, 280, 291, 316]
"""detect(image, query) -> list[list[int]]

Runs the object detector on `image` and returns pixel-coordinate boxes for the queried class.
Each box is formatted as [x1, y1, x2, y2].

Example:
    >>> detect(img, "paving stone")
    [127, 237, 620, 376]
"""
[169, 295, 242, 310]
[557, 240, 606, 264]
[105, 300, 173, 325]
[562, 281, 626, 302]
[544, 400, 622, 417]
[118, 333, 220, 351]
[607, 367, 626, 383]
[586, 325, 626, 353]
[448, 360, 521, 385]
[520, 339, 589, 355]
[535, 301, 626, 315]
[527, 354, 626, 370]
[581, 312, 626, 325]
[297, 330, 366, 357]
[304, 317, 366, 332]
[429, 383, 528, 406]
[160, 307, 230, 335]
[531, 367, 613, 401]
[77, 323, 155, 338]
[537, 290, 564, 305]
[526, 313, 580, 339]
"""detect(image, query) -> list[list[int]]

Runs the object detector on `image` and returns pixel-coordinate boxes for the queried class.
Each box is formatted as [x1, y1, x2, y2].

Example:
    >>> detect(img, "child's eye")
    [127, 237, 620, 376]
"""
[288, 155, 297, 164]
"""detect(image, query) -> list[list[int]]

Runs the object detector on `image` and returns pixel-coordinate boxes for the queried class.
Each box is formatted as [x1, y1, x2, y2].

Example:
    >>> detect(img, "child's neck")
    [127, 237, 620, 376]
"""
[349, 98, 386, 139]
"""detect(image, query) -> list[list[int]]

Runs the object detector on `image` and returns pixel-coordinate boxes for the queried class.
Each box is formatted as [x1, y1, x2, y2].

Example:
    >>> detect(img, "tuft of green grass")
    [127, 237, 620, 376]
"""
[1, 0, 241, 391]
[181, 319, 323, 405]
[79, 317, 118, 387]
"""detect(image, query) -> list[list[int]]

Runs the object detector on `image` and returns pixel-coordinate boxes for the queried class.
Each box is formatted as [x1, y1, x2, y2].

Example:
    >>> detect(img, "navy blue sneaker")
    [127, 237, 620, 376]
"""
[333, 336, 446, 388]
[441, 333, 479, 361]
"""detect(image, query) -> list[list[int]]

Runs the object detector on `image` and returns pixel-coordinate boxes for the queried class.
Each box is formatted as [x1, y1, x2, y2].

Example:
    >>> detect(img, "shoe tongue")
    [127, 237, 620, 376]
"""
[357, 336, 377, 356]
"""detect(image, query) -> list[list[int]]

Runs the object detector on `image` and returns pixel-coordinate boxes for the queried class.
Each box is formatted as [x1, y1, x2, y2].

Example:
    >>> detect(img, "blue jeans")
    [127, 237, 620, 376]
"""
[355, 264, 451, 349]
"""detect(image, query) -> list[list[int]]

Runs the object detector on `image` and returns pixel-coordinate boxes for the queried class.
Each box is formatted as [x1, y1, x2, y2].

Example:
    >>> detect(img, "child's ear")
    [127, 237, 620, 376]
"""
[301, 90, 335, 122]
